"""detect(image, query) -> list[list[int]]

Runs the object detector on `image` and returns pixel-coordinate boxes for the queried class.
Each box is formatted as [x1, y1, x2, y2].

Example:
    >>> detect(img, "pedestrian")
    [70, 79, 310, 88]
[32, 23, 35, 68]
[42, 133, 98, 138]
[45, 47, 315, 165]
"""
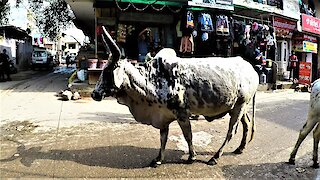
[0, 49, 11, 81]
[66, 53, 71, 68]
[138, 28, 152, 63]
[289, 51, 298, 80]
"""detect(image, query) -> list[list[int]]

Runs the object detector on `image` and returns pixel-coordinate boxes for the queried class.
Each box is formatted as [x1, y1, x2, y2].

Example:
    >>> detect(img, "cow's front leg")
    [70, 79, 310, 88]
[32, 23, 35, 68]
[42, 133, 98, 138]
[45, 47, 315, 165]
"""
[150, 126, 169, 167]
[178, 119, 197, 163]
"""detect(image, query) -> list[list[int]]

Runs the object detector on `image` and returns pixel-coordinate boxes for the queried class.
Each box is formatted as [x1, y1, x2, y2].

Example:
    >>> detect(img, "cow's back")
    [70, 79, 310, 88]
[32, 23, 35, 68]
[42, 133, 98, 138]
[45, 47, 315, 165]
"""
[177, 57, 258, 116]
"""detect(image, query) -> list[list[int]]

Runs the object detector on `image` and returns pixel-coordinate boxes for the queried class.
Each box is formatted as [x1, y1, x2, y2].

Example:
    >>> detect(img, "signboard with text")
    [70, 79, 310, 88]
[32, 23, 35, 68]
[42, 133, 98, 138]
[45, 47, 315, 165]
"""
[273, 17, 296, 38]
[302, 14, 320, 35]
[188, 0, 234, 11]
[303, 41, 318, 53]
[299, 62, 312, 85]
[233, 0, 300, 20]
[293, 34, 318, 53]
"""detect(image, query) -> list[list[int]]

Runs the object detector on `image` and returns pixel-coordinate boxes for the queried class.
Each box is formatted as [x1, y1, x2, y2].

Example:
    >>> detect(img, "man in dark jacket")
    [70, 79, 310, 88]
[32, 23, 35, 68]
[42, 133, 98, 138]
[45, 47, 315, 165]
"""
[0, 49, 11, 81]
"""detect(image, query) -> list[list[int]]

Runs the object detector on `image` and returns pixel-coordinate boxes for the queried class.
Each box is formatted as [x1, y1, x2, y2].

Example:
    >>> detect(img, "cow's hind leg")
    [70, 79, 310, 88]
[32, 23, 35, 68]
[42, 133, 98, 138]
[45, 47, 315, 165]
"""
[208, 103, 246, 165]
[288, 116, 318, 165]
[150, 126, 169, 167]
[178, 119, 197, 163]
[234, 112, 250, 154]
[312, 123, 320, 168]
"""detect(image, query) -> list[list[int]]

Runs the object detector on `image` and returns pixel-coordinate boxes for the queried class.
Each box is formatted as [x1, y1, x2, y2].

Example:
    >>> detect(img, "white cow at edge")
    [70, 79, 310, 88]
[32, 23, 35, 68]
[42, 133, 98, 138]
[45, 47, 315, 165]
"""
[289, 78, 320, 168]
[92, 27, 259, 167]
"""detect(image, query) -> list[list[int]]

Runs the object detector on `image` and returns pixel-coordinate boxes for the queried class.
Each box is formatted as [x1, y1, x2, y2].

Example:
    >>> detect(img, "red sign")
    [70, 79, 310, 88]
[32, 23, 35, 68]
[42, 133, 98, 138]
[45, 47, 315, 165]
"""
[302, 14, 320, 35]
[273, 17, 296, 37]
[273, 17, 296, 30]
[299, 62, 312, 84]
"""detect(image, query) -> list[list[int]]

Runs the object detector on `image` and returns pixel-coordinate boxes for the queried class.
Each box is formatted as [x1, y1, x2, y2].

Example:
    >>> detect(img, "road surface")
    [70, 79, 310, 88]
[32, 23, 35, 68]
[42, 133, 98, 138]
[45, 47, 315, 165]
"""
[0, 69, 319, 178]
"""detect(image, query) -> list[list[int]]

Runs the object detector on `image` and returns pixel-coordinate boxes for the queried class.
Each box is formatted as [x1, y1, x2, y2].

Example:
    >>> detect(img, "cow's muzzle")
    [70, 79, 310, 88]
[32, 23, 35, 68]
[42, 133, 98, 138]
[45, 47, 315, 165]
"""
[91, 90, 104, 101]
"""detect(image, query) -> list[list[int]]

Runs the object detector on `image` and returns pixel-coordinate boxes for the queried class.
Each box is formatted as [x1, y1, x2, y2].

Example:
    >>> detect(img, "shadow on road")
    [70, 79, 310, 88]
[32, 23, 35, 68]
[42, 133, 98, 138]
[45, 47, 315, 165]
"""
[0, 140, 185, 169]
[222, 160, 318, 179]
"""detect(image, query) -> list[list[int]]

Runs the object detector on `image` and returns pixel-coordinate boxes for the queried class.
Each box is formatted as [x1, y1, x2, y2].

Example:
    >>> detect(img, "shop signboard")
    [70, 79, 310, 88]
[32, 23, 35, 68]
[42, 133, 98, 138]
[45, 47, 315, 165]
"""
[233, 0, 299, 20]
[188, 0, 234, 11]
[303, 41, 317, 53]
[293, 34, 318, 53]
[299, 62, 312, 84]
[301, 14, 320, 36]
[273, 17, 296, 38]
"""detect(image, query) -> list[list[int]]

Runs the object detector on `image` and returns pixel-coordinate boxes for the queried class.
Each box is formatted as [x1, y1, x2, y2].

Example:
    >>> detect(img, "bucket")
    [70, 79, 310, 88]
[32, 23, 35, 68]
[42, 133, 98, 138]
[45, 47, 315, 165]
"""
[98, 60, 109, 69]
[87, 59, 98, 69]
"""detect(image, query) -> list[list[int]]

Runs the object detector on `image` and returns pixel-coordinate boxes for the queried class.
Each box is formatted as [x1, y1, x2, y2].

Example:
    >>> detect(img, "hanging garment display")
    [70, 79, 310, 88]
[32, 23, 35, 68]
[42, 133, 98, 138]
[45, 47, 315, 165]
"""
[216, 15, 229, 36]
[186, 11, 194, 29]
[202, 32, 209, 41]
[179, 35, 194, 54]
[198, 13, 214, 32]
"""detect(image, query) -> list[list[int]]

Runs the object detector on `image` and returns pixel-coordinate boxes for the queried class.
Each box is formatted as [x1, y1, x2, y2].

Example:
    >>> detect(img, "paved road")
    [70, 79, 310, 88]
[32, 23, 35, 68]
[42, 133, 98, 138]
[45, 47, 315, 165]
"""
[0, 70, 319, 179]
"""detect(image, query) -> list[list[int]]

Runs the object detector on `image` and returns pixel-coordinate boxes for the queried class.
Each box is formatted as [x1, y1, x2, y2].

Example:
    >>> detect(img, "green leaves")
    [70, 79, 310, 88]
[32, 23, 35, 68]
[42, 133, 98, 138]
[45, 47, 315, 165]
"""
[0, 0, 74, 40]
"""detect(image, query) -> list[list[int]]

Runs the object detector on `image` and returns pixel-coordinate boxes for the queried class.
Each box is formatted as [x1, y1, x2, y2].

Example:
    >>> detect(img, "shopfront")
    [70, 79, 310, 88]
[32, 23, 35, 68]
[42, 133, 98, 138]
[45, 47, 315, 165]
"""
[273, 16, 297, 79]
[93, 0, 236, 61]
[292, 14, 320, 84]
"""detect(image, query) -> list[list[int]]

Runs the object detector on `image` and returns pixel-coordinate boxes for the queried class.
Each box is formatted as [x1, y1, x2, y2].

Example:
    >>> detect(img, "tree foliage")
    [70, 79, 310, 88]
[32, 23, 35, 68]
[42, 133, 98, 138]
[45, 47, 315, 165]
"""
[0, 1, 10, 25]
[0, 0, 74, 40]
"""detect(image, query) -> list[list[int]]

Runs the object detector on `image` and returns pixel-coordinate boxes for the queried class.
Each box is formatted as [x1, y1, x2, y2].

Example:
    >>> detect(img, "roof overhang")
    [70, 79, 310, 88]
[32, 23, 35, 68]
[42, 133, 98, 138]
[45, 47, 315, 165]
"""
[0, 26, 31, 40]
[65, 0, 95, 38]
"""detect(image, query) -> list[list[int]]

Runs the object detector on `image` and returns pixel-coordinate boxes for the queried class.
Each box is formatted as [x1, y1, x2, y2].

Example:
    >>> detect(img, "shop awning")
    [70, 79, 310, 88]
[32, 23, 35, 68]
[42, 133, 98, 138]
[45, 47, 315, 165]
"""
[95, 0, 187, 7]
[0, 26, 31, 40]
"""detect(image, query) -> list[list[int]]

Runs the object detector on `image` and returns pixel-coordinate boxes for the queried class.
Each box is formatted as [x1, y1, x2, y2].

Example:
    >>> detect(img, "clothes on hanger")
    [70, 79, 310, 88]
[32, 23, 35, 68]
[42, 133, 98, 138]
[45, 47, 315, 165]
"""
[198, 13, 214, 32]
[180, 35, 194, 54]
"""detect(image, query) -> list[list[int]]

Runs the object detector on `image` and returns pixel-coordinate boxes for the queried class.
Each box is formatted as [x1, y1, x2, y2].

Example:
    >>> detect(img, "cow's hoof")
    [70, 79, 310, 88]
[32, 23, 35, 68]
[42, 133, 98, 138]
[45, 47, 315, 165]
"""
[186, 156, 196, 164]
[287, 159, 295, 165]
[207, 158, 218, 166]
[150, 160, 162, 168]
[233, 148, 243, 154]
[312, 163, 319, 169]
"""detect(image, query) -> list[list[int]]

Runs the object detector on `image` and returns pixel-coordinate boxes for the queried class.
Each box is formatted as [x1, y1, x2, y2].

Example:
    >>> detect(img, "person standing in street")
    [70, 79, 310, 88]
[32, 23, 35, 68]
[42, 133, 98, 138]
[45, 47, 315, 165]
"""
[66, 52, 71, 68]
[138, 28, 152, 63]
[289, 51, 298, 80]
[0, 49, 11, 81]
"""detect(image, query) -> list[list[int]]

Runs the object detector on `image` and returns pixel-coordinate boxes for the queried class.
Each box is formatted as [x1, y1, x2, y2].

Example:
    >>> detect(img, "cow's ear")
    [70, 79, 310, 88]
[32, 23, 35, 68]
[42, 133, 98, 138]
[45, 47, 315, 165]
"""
[113, 66, 124, 88]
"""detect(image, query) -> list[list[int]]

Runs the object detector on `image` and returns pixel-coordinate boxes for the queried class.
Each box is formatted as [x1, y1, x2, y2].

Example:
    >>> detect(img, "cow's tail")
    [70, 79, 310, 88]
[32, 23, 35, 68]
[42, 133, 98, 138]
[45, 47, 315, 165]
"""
[249, 92, 256, 143]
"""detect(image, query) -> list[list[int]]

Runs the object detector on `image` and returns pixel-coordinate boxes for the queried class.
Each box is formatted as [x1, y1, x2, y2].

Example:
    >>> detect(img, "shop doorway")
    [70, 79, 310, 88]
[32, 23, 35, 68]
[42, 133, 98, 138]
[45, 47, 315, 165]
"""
[276, 40, 289, 78]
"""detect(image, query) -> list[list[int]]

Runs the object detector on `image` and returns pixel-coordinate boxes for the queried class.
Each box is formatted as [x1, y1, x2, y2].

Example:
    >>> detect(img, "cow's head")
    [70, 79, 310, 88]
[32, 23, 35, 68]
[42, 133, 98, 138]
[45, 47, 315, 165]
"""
[92, 26, 122, 101]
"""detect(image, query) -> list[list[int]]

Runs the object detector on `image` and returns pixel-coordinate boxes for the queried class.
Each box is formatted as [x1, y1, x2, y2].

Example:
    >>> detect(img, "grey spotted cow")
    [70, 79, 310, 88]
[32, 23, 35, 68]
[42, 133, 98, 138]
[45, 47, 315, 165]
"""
[92, 26, 259, 167]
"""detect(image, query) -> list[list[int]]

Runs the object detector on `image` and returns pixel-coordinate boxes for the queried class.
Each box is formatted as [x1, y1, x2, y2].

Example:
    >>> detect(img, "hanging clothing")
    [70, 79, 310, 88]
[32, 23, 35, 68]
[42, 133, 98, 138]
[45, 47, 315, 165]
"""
[179, 35, 194, 54]
[198, 13, 214, 32]
[216, 15, 229, 36]
[186, 11, 194, 29]
[176, 20, 183, 38]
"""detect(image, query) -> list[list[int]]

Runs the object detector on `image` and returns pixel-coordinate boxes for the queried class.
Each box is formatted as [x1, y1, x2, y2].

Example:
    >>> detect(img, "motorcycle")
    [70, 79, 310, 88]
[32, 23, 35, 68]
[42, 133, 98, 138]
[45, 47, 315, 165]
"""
[9, 60, 18, 74]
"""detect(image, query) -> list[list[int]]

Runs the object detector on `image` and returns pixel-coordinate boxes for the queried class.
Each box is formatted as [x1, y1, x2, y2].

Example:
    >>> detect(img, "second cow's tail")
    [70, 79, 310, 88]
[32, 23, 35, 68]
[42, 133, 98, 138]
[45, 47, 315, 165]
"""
[249, 92, 256, 143]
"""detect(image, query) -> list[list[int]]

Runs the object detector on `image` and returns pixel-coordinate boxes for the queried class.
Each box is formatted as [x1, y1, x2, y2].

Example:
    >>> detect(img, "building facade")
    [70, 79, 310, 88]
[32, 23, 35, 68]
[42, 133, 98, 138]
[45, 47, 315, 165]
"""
[66, 0, 319, 84]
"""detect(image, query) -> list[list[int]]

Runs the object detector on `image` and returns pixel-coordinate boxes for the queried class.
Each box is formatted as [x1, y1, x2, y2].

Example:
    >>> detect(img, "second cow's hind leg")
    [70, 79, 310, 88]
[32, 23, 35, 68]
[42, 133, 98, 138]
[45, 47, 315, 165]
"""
[312, 123, 320, 168]
[178, 119, 197, 163]
[288, 116, 318, 165]
[234, 112, 250, 154]
[208, 104, 246, 165]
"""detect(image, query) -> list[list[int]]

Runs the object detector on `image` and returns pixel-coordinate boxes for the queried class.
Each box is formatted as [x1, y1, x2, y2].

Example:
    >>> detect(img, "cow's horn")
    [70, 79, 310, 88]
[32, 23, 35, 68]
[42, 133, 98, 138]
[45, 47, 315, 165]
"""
[101, 26, 121, 67]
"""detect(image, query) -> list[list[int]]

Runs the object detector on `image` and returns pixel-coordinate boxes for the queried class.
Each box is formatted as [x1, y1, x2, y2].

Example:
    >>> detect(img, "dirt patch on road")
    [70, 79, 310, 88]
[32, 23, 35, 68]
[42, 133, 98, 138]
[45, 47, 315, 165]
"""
[0, 120, 40, 138]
